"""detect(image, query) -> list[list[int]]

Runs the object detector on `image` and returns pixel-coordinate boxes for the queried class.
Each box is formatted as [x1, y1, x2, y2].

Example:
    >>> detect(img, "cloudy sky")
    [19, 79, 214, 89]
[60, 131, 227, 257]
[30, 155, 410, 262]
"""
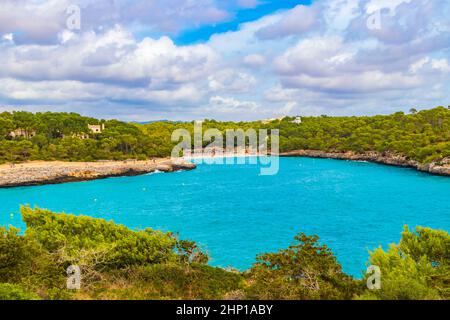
[0, 0, 449, 121]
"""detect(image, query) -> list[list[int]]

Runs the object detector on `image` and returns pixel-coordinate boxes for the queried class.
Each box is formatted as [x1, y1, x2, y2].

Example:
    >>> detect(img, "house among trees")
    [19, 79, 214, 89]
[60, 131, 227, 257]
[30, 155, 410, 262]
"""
[292, 117, 302, 124]
[73, 133, 90, 140]
[8, 128, 36, 139]
[88, 124, 105, 134]
[70, 124, 105, 139]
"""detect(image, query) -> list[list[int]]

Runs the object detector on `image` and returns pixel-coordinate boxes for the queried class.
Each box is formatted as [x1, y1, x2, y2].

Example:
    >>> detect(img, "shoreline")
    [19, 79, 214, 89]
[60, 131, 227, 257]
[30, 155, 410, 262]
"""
[280, 150, 450, 177]
[187, 150, 450, 177]
[0, 159, 196, 188]
[183, 151, 261, 161]
[1, 149, 448, 188]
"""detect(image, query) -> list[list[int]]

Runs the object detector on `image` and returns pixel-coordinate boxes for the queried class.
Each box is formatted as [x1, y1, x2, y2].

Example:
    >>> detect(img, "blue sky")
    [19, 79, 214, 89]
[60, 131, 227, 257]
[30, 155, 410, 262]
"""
[174, 0, 313, 45]
[131, 0, 312, 45]
[0, 0, 449, 121]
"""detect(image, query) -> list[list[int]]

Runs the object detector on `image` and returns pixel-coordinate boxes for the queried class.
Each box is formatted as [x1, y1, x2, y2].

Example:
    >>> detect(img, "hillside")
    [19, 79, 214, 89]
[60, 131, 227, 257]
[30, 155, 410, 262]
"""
[0, 107, 449, 165]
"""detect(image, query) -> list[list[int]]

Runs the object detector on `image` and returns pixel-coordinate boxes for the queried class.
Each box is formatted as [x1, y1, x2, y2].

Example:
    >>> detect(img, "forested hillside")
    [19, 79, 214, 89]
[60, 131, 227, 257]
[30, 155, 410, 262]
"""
[0, 107, 449, 164]
[273, 107, 450, 164]
[0, 111, 169, 162]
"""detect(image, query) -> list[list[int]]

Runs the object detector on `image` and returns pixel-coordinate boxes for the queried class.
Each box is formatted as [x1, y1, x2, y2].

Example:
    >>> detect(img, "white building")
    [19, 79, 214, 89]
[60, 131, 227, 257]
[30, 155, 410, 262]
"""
[292, 117, 302, 124]
[9, 128, 36, 138]
[88, 124, 105, 134]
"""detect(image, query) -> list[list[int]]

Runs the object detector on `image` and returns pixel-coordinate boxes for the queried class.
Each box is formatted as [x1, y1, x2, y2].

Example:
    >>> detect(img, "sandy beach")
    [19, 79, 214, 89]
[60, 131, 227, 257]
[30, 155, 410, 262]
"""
[0, 158, 196, 188]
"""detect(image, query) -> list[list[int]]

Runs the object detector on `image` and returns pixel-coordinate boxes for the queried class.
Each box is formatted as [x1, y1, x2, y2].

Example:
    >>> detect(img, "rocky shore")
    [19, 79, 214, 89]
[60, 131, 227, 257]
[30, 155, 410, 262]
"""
[0, 159, 196, 188]
[1, 151, 448, 188]
[280, 150, 450, 176]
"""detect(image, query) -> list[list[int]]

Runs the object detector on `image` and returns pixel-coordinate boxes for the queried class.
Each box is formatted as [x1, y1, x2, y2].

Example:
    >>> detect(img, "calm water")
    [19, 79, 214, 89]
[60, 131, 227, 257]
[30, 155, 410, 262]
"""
[1, 157, 449, 277]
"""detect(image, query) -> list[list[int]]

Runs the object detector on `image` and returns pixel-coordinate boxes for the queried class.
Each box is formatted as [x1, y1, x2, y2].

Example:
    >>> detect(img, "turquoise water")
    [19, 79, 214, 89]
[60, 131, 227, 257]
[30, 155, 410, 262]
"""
[1, 157, 449, 277]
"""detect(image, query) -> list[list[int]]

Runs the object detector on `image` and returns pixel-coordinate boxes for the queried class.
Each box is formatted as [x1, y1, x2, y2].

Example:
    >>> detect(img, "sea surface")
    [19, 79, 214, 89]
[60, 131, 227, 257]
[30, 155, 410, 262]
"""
[1, 157, 449, 277]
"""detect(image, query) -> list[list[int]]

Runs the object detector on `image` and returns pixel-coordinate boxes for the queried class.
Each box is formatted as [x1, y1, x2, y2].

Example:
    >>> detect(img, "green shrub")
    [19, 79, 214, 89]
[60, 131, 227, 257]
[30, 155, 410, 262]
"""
[0, 226, 42, 283]
[21, 206, 179, 269]
[89, 263, 244, 300]
[0, 283, 39, 300]
[359, 226, 450, 300]
[245, 233, 361, 300]
[1, 206, 447, 300]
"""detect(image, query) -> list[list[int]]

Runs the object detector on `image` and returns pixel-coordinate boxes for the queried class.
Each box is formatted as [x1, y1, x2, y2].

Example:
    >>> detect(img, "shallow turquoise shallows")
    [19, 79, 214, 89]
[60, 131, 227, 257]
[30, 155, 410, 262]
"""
[1, 157, 449, 277]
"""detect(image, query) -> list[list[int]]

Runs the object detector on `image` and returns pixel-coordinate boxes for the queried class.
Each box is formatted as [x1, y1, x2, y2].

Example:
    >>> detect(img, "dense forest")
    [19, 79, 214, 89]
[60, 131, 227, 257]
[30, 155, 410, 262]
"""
[0, 207, 448, 300]
[0, 106, 449, 164]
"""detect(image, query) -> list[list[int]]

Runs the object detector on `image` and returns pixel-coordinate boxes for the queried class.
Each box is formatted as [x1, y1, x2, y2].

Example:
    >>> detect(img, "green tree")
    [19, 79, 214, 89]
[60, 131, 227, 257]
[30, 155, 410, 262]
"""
[245, 233, 360, 300]
[0, 284, 39, 300]
[359, 226, 450, 300]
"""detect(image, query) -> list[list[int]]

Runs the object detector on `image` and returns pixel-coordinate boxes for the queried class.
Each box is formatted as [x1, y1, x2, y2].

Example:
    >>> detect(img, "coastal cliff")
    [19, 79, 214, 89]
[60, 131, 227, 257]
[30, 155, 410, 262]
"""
[280, 150, 450, 176]
[0, 159, 196, 188]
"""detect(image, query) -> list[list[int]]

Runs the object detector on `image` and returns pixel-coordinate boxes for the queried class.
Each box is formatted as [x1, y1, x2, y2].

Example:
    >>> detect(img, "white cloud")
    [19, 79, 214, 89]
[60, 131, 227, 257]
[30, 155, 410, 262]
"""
[0, 77, 204, 106]
[256, 5, 319, 40]
[237, 0, 260, 9]
[365, 0, 413, 15]
[264, 85, 299, 103]
[431, 59, 450, 73]
[243, 54, 266, 68]
[410, 57, 430, 73]
[323, 0, 361, 31]
[281, 71, 423, 94]
[2, 33, 14, 42]
[410, 57, 450, 74]
[1, 0, 450, 120]
[208, 69, 257, 93]
[278, 101, 298, 115]
[0, 26, 218, 90]
[0, 0, 231, 43]
[274, 36, 361, 82]
[208, 96, 260, 113]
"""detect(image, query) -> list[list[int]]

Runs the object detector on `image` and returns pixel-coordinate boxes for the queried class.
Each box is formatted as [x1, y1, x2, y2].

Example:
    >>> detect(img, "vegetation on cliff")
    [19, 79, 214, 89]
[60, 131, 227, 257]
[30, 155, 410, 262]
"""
[0, 207, 448, 300]
[0, 107, 449, 164]
[274, 107, 450, 164]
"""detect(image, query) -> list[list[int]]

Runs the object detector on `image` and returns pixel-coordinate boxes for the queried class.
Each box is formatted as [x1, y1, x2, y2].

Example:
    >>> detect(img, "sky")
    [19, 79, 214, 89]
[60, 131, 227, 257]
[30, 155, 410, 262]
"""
[0, 0, 449, 121]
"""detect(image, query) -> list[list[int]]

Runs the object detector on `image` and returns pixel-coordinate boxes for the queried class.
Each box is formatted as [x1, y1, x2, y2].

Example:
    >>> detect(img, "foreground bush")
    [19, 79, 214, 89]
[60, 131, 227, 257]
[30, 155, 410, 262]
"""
[0, 226, 41, 283]
[245, 233, 362, 300]
[83, 263, 244, 300]
[0, 207, 448, 300]
[22, 206, 180, 269]
[359, 227, 450, 300]
[1, 207, 236, 299]
[0, 283, 39, 300]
